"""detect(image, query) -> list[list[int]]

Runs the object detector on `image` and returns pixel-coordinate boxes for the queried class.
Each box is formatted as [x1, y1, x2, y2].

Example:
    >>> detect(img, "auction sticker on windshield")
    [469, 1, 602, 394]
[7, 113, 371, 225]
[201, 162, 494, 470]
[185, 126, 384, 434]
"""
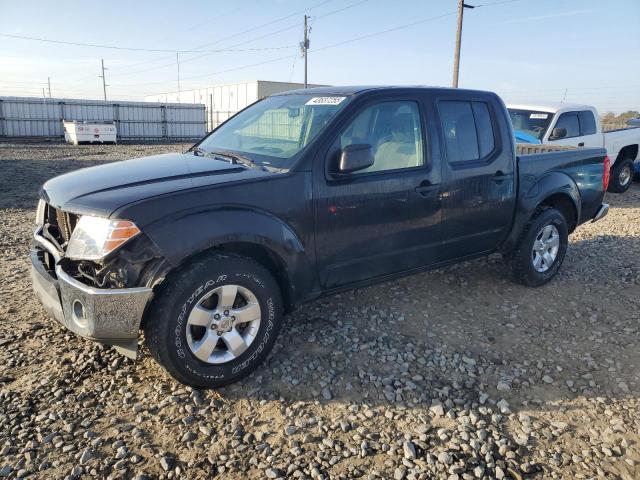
[530, 113, 549, 119]
[306, 96, 346, 106]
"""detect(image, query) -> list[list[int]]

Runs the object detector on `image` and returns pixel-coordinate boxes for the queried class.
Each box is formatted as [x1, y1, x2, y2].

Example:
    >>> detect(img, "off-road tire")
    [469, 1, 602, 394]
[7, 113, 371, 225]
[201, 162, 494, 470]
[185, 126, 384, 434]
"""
[510, 208, 568, 287]
[144, 252, 283, 388]
[608, 158, 634, 193]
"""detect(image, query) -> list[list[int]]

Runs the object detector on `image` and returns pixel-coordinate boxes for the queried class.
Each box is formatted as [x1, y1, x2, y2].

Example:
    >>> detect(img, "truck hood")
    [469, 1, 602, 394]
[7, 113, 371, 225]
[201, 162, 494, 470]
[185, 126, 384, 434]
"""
[40, 152, 270, 217]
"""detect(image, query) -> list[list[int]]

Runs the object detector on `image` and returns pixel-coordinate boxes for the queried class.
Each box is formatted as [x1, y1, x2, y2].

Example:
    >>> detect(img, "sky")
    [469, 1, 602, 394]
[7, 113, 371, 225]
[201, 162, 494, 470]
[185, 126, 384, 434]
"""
[0, 0, 638, 113]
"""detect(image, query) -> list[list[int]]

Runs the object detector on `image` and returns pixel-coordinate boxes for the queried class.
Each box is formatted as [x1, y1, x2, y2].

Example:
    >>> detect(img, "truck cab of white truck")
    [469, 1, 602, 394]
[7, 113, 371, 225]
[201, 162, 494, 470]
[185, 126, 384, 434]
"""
[508, 102, 640, 193]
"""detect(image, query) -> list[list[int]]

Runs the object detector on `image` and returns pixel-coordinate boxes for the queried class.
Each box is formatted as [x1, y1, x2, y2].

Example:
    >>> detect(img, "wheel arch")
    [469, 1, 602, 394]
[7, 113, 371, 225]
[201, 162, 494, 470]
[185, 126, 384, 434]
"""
[616, 144, 638, 162]
[501, 172, 580, 254]
[536, 192, 578, 233]
[142, 207, 316, 312]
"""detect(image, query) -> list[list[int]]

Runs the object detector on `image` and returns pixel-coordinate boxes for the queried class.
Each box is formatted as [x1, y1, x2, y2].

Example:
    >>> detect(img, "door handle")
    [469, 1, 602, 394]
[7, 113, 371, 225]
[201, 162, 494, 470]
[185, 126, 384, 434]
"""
[490, 171, 511, 183]
[415, 182, 439, 198]
[578, 142, 585, 147]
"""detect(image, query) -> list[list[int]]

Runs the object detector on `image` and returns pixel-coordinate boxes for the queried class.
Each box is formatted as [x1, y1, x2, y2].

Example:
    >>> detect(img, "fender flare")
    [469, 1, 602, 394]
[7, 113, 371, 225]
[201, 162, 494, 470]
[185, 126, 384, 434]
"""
[502, 172, 580, 253]
[143, 206, 316, 307]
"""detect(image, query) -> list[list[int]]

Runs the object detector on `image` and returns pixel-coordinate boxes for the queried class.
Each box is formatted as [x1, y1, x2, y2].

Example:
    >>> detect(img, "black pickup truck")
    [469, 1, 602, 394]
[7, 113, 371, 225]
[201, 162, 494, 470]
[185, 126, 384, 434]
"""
[31, 86, 610, 387]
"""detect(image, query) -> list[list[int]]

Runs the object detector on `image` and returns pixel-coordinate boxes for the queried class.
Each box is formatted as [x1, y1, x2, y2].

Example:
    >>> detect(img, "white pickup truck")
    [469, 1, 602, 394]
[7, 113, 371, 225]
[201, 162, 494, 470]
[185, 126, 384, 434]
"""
[508, 102, 640, 193]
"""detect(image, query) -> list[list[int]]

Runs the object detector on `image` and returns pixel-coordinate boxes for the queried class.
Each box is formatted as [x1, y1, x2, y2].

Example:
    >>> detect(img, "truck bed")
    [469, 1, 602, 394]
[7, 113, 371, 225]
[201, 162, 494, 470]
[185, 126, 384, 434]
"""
[517, 147, 607, 225]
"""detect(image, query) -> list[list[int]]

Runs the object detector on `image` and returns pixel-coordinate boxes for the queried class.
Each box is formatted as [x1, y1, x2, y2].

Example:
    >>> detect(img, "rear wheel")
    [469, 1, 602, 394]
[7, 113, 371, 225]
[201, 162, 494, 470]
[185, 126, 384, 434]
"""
[510, 208, 568, 287]
[608, 158, 634, 193]
[144, 252, 283, 388]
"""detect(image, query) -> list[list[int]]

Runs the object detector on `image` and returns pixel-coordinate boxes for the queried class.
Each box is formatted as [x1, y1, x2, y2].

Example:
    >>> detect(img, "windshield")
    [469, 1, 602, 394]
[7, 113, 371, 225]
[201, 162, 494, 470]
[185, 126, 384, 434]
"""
[508, 108, 553, 140]
[196, 94, 350, 169]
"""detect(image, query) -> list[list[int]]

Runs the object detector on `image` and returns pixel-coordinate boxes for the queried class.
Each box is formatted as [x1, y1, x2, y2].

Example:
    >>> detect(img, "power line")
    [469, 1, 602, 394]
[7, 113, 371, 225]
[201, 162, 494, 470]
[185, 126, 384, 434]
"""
[311, 11, 457, 53]
[107, 0, 338, 74]
[0, 31, 298, 54]
[108, 0, 369, 80]
[138, 2, 521, 95]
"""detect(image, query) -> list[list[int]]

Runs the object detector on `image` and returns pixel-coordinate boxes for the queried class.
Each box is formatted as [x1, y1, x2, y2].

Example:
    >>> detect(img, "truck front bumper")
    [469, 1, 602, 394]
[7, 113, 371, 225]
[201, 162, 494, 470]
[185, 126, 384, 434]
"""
[30, 243, 153, 359]
[592, 203, 609, 223]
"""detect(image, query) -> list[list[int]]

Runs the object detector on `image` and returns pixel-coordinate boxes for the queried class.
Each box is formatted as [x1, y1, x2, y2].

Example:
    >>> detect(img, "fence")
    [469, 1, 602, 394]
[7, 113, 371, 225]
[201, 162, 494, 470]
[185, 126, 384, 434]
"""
[0, 97, 206, 141]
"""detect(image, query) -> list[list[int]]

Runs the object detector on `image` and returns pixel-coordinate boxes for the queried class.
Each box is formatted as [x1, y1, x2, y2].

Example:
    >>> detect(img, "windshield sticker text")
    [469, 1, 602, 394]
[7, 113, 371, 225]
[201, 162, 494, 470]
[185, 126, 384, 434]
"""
[306, 96, 346, 106]
[530, 113, 549, 119]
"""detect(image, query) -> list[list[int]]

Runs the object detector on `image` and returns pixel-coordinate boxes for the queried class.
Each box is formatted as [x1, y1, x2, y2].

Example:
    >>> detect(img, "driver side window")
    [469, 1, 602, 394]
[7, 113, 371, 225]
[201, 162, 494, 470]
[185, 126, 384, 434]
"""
[554, 112, 580, 138]
[340, 101, 424, 173]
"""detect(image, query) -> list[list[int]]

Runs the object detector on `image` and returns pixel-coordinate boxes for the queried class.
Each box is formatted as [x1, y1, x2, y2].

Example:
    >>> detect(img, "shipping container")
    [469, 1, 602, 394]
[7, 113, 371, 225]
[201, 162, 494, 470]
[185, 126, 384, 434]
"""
[0, 96, 206, 141]
[145, 80, 327, 131]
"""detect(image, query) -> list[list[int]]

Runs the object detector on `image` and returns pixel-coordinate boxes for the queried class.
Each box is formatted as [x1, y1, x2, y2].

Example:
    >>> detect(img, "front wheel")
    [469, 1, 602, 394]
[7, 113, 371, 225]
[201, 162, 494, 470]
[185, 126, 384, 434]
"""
[510, 208, 569, 287]
[144, 252, 284, 388]
[608, 158, 634, 193]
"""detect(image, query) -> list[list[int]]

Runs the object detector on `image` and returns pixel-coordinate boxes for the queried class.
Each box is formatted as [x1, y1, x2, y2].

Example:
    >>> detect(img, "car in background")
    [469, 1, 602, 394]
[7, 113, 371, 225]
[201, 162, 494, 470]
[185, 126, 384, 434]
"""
[508, 103, 640, 192]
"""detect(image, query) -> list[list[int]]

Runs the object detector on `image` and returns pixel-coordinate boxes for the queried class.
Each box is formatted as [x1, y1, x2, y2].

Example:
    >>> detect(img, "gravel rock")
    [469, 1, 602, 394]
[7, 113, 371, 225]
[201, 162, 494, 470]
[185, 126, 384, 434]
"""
[402, 441, 416, 460]
[159, 456, 174, 472]
[79, 448, 93, 464]
[0, 143, 638, 480]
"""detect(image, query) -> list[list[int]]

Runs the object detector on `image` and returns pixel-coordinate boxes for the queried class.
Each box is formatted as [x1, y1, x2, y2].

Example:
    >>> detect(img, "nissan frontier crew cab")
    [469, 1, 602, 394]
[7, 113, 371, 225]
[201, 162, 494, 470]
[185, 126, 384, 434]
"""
[31, 86, 610, 388]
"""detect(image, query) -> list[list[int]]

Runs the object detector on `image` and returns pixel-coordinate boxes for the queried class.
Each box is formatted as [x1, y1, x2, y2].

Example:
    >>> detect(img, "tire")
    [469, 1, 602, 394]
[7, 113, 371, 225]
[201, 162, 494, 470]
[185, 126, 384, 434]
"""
[607, 158, 634, 193]
[144, 252, 284, 388]
[510, 208, 568, 287]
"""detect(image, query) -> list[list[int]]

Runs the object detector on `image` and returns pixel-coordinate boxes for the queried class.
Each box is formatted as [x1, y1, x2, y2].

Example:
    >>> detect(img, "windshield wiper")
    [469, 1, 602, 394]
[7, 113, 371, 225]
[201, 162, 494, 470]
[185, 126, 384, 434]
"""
[192, 147, 239, 165]
[212, 150, 271, 171]
[193, 147, 274, 172]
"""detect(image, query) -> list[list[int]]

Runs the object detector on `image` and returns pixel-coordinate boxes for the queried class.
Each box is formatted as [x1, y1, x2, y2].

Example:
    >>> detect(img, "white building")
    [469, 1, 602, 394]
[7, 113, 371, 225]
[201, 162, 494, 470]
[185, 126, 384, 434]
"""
[145, 80, 327, 131]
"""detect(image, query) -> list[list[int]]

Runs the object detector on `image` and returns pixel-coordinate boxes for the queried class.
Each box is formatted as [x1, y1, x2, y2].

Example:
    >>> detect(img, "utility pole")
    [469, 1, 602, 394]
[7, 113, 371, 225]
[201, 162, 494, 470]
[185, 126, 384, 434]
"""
[301, 15, 310, 88]
[452, 0, 475, 88]
[99, 59, 108, 101]
[47, 77, 51, 98]
[176, 52, 181, 103]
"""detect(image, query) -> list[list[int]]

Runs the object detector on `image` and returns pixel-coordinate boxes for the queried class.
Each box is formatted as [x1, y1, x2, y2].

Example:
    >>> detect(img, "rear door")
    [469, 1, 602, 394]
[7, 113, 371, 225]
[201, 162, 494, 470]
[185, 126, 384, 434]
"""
[437, 96, 516, 258]
[313, 94, 443, 289]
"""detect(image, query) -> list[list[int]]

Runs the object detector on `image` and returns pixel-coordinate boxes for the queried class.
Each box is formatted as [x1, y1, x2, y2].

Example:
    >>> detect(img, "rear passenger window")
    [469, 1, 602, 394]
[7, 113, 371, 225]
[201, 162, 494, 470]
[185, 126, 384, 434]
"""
[472, 102, 495, 157]
[578, 111, 596, 135]
[439, 100, 495, 163]
[554, 112, 580, 138]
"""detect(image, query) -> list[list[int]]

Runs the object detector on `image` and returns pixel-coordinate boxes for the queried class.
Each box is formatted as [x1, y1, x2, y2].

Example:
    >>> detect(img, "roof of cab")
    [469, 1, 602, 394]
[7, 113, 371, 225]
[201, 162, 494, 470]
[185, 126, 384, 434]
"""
[507, 102, 595, 113]
[274, 85, 496, 97]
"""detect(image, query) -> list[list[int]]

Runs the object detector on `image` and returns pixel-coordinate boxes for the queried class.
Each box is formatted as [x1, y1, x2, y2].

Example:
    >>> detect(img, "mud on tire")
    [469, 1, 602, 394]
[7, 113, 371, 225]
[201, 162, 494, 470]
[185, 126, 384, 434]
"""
[144, 252, 284, 388]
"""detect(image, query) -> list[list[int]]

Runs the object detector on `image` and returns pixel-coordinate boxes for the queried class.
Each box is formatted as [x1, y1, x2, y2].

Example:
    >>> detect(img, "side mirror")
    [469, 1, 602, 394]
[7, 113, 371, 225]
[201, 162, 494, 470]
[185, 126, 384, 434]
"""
[338, 144, 374, 174]
[550, 127, 567, 140]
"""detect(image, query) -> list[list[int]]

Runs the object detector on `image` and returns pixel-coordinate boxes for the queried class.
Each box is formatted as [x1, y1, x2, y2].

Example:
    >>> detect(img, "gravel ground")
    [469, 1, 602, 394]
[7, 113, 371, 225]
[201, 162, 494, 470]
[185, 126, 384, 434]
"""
[0, 142, 639, 480]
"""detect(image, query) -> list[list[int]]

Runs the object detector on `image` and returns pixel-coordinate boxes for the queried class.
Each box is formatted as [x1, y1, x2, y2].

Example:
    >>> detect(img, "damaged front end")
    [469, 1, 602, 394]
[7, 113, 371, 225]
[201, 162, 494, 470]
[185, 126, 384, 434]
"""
[30, 200, 169, 358]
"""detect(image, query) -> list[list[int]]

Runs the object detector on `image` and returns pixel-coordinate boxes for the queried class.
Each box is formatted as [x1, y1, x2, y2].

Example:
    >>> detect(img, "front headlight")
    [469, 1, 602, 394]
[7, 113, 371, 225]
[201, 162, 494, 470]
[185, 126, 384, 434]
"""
[66, 216, 140, 260]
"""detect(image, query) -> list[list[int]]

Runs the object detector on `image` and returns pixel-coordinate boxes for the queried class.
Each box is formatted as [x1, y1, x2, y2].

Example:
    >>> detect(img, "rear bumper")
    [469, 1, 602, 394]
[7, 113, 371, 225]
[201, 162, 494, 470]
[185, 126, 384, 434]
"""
[30, 244, 153, 358]
[591, 203, 609, 223]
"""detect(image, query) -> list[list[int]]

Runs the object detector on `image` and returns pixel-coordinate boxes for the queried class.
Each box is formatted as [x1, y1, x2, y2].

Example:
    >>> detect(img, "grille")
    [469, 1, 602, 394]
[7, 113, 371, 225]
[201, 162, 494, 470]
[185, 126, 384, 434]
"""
[44, 203, 78, 249]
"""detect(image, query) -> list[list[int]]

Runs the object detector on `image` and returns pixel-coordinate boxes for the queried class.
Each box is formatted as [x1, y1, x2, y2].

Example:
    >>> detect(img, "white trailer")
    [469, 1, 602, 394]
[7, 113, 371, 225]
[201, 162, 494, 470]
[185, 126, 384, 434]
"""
[63, 121, 117, 145]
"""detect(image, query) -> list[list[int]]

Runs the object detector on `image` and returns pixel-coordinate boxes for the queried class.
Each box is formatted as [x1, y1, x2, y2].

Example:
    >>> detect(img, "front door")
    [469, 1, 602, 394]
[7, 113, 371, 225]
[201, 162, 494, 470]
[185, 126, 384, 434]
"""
[314, 98, 442, 289]
[547, 110, 601, 148]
